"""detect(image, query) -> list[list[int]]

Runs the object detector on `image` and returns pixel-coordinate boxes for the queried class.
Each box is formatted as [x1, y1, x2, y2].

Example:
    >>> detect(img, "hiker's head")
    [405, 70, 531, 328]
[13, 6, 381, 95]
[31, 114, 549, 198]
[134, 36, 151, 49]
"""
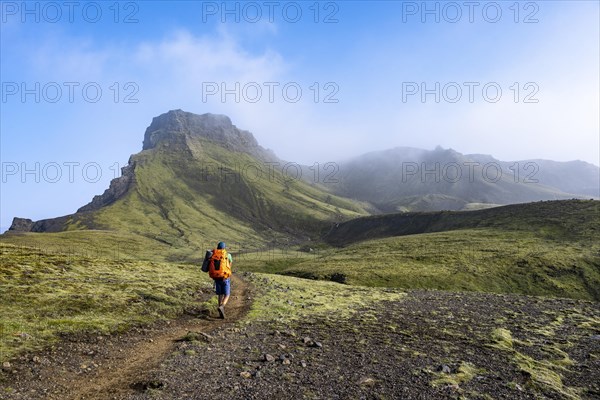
[217, 242, 226, 249]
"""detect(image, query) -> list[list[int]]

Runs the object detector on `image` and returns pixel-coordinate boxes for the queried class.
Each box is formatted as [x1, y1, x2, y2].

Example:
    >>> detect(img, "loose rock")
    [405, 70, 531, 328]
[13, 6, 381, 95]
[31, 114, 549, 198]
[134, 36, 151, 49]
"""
[240, 371, 252, 379]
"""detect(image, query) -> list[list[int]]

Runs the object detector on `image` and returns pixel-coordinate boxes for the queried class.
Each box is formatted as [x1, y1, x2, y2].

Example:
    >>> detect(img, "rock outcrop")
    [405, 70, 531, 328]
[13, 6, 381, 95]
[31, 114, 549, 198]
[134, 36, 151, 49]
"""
[142, 109, 277, 161]
[8, 218, 34, 232]
[77, 159, 136, 213]
[8, 215, 72, 233]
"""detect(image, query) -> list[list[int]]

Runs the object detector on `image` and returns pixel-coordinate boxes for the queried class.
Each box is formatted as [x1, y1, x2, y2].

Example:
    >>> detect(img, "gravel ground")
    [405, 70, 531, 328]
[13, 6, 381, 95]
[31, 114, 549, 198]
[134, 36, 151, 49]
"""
[1, 275, 598, 400]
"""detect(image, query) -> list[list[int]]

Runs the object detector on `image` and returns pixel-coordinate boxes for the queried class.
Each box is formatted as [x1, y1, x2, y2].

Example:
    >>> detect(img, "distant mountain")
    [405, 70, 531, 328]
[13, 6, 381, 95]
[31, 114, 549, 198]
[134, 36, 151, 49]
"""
[466, 155, 600, 198]
[8, 110, 368, 252]
[329, 146, 599, 212]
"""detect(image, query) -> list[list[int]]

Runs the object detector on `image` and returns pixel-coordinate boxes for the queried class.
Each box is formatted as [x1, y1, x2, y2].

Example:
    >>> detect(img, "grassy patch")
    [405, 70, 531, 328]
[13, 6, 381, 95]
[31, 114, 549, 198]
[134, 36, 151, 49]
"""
[0, 230, 174, 263]
[490, 327, 581, 399]
[239, 228, 600, 301]
[0, 243, 212, 362]
[244, 273, 405, 324]
[430, 361, 485, 387]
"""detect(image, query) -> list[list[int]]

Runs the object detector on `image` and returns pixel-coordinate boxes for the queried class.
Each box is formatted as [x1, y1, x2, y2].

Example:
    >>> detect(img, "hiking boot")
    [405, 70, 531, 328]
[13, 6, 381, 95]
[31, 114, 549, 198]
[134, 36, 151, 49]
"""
[218, 306, 226, 319]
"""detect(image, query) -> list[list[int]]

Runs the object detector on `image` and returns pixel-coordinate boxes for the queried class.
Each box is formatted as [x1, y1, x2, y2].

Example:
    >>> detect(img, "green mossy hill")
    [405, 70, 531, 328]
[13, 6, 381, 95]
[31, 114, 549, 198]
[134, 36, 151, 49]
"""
[4, 111, 368, 262]
[87, 138, 366, 256]
[324, 199, 599, 247]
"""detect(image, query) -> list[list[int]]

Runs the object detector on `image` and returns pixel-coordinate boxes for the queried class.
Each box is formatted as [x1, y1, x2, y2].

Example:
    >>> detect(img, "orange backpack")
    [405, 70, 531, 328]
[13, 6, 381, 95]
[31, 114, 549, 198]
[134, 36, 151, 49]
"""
[208, 249, 231, 279]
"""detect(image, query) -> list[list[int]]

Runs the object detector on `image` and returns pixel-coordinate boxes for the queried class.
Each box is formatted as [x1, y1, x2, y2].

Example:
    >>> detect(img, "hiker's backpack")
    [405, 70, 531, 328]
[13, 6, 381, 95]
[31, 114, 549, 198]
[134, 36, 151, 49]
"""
[201, 250, 213, 273]
[208, 249, 231, 279]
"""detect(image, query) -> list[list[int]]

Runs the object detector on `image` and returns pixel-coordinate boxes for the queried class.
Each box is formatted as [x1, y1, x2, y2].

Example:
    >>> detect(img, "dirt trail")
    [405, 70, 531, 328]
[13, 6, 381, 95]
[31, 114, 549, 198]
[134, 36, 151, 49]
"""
[63, 275, 251, 400]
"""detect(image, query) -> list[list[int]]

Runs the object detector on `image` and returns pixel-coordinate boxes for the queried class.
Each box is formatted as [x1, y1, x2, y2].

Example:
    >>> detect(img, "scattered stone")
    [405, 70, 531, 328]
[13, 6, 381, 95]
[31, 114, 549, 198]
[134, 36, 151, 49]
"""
[240, 371, 252, 379]
[264, 354, 275, 362]
[300, 361, 307, 368]
[303, 337, 314, 346]
[2, 361, 11, 370]
[282, 359, 291, 365]
[32, 356, 41, 363]
[437, 364, 452, 374]
[515, 384, 523, 391]
[278, 344, 287, 350]
[313, 341, 323, 349]
[359, 376, 377, 387]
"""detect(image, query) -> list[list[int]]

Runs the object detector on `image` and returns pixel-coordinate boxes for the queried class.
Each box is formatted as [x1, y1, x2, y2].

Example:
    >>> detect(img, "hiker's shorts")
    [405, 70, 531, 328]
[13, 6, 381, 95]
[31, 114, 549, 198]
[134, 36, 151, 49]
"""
[214, 278, 231, 296]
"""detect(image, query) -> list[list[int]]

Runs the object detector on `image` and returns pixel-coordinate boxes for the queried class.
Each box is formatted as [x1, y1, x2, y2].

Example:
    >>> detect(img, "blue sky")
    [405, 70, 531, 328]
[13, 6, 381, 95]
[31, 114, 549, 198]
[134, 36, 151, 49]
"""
[1, 0, 599, 231]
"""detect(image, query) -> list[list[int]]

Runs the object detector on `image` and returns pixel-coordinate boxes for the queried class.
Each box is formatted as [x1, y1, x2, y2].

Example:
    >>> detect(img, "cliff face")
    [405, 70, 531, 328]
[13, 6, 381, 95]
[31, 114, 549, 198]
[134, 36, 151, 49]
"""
[77, 161, 136, 213]
[9, 215, 72, 233]
[142, 109, 277, 161]
[8, 218, 34, 232]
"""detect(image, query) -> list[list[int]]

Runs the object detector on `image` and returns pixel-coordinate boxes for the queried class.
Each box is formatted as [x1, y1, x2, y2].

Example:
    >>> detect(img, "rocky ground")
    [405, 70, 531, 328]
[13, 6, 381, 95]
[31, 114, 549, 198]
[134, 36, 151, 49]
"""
[1, 273, 599, 399]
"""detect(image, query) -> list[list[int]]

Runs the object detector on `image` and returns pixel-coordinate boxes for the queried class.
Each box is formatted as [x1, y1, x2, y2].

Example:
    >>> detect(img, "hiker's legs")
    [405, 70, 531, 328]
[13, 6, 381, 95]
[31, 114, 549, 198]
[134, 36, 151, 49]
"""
[214, 279, 230, 319]
[221, 278, 231, 306]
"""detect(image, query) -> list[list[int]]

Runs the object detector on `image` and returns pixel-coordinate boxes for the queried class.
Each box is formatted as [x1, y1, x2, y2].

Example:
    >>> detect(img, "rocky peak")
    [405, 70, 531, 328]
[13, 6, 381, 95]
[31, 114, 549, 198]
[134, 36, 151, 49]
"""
[142, 110, 260, 153]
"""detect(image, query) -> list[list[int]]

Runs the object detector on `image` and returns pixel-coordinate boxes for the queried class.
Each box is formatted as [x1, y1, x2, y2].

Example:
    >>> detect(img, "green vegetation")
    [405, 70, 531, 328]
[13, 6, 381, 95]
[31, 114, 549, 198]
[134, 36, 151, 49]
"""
[38, 138, 366, 262]
[238, 201, 600, 301]
[324, 200, 599, 246]
[3, 137, 369, 263]
[0, 230, 174, 262]
[238, 228, 600, 301]
[490, 328, 581, 399]
[94, 138, 366, 250]
[244, 273, 405, 323]
[0, 243, 212, 362]
[430, 361, 484, 387]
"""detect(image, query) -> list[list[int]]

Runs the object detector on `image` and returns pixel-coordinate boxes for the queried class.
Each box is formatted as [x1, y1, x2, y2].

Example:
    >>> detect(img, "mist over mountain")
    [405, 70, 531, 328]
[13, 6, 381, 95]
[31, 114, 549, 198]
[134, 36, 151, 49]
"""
[466, 155, 600, 198]
[329, 146, 599, 213]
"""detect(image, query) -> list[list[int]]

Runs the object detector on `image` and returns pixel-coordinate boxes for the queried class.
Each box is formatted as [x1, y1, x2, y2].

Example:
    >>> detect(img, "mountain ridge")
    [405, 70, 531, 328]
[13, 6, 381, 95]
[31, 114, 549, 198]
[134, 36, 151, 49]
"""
[6, 110, 369, 258]
[7, 110, 599, 237]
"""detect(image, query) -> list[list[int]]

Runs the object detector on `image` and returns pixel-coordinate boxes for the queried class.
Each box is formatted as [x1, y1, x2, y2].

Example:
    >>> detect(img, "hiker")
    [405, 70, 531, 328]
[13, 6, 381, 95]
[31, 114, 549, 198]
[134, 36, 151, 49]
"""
[203, 242, 233, 319]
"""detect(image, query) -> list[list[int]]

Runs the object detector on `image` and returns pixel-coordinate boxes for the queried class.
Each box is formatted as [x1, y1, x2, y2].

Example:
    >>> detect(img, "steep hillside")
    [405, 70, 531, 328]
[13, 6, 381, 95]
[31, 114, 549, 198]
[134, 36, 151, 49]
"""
[330, 147, 598, 212]
[4, 111, 368, 260]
